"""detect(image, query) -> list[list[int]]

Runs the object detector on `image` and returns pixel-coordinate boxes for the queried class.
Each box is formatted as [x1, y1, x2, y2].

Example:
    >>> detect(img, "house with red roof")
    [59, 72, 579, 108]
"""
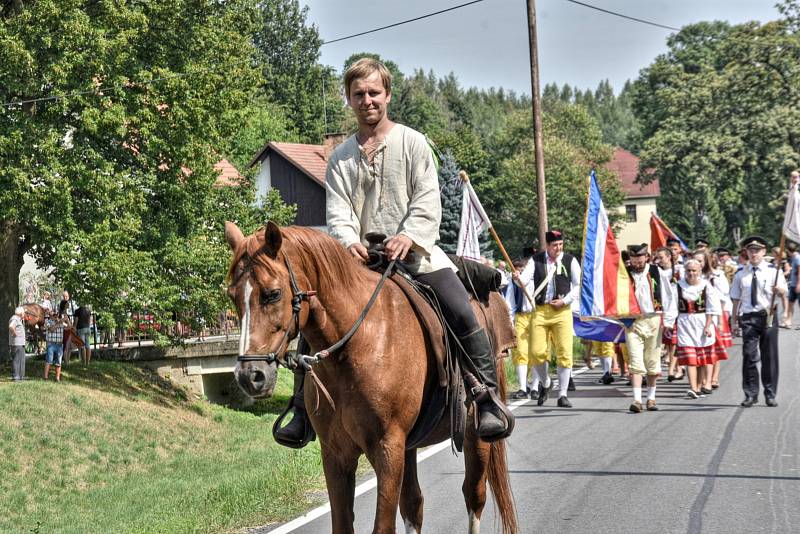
[248, 134, 346, 228]
[605, 148, 660, 249]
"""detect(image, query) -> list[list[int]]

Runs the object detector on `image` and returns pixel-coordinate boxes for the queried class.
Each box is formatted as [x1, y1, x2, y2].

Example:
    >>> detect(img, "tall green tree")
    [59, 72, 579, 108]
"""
[632, 3, 800, 246]
[437, 150, 462, 254]
[0, 0, 294, 354]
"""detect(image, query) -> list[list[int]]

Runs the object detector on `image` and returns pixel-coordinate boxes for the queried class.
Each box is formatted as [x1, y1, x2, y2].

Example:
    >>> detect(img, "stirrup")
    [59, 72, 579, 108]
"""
[272, 394, 316, 449]
[471, 387, 515, 443]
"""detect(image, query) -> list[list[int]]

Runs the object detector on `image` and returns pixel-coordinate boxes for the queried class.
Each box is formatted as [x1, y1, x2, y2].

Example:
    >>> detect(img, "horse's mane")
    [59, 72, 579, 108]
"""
[227, 226, 371, 293]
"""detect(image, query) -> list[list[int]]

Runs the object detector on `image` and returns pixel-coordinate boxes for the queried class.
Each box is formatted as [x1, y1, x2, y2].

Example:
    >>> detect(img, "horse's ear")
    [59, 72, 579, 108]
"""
[225, 221, 245, 251]
[263, 221, 283, 256]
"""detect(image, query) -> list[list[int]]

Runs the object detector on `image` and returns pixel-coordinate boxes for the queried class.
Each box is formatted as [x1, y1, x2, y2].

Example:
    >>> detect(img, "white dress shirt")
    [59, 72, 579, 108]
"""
[730, 261, 787, 314]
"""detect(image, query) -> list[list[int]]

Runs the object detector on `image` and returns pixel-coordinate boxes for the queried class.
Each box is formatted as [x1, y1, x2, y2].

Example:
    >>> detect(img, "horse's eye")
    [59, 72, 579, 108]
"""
[260, 288, 282, 306]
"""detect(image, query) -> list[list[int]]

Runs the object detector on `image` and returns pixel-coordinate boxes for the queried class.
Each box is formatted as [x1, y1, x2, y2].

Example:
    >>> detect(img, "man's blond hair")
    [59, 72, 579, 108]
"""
[344, 58, 392, 99]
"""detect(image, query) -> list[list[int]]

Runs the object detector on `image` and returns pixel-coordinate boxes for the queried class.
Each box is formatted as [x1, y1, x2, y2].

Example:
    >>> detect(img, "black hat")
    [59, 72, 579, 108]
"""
[521, 246, 535, 258]
[695, 238, 710, 247]
[713, 247, 731, 256]
[627, 243, 648, 256]
[742, 235, 767, 250]
[666, 237, 681, 246]
[545, 230, 564, 243]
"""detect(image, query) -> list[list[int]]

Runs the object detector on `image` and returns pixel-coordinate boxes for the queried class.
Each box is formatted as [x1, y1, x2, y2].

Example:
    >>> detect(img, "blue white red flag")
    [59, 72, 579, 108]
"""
[580, 170, 641, 318]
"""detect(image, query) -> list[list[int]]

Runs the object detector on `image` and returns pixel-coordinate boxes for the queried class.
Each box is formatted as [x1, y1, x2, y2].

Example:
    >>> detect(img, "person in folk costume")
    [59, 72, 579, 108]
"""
[730, 235, 787, 407]
[667, 237, 685, 280]
[692, 248, 730, 389]
[655, 246, 683, 382]
[508, 256, 538, 400]
[707, 250, 734, 389]
[513, 230, 581, 408]
[623, 244, 678, 412]
[675, 258, 723, 399]
[272, 58, 515, 449]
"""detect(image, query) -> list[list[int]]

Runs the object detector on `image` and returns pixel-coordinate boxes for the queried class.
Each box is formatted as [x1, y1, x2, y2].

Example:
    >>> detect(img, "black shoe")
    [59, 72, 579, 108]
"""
[667, 374, 675, 382]
[740, 397, 757, 408]
[567, 376, 576, 392]
[557, 396, 572, 408]
[537, 380, 553, 406]
[700, 387, 713, 395]
[511, 389, 529, 400]
[599, 372, 614, 385]
[273, 365, 316, 449]
[766, 397, 778, 407]
[529, 388, 539, 401]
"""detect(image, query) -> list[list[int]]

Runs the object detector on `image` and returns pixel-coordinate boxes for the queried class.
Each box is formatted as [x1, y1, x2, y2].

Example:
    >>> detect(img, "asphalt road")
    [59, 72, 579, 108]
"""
[263, 328, 800, 534]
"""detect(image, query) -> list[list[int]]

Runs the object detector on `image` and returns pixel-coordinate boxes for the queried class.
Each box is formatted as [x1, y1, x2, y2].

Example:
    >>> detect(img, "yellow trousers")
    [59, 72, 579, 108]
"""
[591, 341, 615, 358]
[512, 311, 534, 366]
[625, 315, 662, 375]
[532, 304, 573, 368]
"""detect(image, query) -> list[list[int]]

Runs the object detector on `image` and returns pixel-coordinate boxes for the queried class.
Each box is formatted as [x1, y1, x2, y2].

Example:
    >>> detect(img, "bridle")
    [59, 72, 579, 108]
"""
[235, 251, 396, 371]
[236, 254, 315, 367]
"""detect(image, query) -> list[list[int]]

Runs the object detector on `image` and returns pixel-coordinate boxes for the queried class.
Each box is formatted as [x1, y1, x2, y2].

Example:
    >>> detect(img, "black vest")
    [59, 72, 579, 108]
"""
[677, 282, 707, 313]
[532, 251, 575, 305]
[627, 264, 664, 311]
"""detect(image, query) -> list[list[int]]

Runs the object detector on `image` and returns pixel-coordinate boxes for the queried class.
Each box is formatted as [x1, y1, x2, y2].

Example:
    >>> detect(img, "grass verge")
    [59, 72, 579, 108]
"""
[0, 360, 326, 533]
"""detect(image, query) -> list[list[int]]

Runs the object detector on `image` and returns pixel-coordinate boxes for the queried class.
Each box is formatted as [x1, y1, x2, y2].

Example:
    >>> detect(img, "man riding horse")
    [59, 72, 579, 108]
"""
[276, 58, 514, 446]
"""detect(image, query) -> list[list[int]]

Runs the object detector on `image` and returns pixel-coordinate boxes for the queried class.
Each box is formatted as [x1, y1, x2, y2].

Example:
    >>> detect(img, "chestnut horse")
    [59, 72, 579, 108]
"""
[225, 222, 517, 534]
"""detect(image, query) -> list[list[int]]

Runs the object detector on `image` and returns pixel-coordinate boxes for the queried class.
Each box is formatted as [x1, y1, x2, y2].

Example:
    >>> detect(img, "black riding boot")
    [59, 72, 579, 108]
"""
[458, 328, 515, 442]
[273, 367, 316, 449]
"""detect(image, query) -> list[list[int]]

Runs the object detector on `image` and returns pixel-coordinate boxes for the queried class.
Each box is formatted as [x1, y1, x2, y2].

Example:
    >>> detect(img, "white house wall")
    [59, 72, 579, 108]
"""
[254, 155, 272, 208]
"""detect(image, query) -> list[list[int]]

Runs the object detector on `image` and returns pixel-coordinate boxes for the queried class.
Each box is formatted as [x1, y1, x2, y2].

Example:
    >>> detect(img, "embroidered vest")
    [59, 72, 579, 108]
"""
[677, 283, 707, 313]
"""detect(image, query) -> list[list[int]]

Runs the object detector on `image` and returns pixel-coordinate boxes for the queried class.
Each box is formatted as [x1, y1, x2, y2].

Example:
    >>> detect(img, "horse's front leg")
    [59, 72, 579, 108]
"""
[365, 428, 407, 534]
[321, 442, 360, 534]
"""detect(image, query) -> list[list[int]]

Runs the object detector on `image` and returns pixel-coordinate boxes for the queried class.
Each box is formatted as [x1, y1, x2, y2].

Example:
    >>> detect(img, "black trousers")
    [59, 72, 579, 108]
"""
[740, 312, 779, 400]
[416, 268, 480, 337]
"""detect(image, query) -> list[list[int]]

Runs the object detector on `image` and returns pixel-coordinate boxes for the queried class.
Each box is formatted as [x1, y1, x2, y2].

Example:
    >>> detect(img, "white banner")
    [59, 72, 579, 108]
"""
[456, 181, 491, 261]
[783, 182, 800, 244]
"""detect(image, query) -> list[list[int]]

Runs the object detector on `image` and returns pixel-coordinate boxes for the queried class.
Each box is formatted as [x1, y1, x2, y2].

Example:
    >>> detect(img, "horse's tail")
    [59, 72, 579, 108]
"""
[488, 355, 517, 534]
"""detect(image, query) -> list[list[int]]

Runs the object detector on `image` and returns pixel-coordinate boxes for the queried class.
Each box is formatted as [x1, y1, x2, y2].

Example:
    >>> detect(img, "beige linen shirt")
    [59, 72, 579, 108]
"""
[326, 124, 455, 275]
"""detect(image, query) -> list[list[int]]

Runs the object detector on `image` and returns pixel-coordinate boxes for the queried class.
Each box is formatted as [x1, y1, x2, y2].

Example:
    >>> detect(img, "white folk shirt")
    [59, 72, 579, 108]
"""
[630, 267, 678, 328]
[325, 124, 455, 275]
[677, 279, 721, 348]
[709, 269, 732, 313]
[518, 252, 581, 308]
[730, 261, 787, 314]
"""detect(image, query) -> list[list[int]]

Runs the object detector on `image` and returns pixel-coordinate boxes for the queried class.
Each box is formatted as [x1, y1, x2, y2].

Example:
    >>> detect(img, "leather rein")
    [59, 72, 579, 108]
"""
[236, 252, 396, 372]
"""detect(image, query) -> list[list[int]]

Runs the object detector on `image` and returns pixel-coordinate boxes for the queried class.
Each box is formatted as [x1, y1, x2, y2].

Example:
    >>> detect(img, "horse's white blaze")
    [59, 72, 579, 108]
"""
[404, 518, 419, 534]
[239, 280, 253, 356]
[468, 511, 480, 534]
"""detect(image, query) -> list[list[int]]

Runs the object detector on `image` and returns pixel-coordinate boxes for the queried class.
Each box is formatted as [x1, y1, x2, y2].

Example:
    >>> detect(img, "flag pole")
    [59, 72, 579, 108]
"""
[459, 171, 535, 307]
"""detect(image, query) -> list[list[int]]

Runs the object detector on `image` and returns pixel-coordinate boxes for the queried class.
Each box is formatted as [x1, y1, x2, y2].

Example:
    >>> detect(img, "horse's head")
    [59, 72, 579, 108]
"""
[225, 221, 311, 399]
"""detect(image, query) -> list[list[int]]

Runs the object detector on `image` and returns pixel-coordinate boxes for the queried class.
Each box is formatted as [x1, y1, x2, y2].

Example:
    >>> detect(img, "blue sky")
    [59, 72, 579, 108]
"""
[302, 0, 782, 95]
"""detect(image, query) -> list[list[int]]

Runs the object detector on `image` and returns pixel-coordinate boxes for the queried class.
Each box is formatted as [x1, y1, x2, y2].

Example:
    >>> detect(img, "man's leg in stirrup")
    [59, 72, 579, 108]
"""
[273, 338, 316, 448]
[417, 268, 514, 441]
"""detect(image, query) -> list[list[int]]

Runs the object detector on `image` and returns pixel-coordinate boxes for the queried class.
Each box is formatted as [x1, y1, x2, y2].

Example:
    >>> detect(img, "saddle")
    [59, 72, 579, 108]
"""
[365, 234, 515, 450]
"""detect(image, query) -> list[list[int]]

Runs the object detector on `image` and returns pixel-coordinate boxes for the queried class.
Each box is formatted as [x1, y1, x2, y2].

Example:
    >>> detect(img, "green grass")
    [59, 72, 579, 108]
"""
[0, 360, 327, 533]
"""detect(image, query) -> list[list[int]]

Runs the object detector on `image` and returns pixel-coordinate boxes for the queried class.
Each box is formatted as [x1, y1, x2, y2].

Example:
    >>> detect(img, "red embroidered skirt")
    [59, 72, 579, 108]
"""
[662, 323, 677, 346]
[676, 345, 717, 366]
[717, 311, 733, 348]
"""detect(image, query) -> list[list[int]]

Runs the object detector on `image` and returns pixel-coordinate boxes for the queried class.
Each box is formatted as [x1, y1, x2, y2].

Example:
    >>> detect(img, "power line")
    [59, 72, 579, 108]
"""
[321, 0, 487, 45]
[563, 0, 680, 32]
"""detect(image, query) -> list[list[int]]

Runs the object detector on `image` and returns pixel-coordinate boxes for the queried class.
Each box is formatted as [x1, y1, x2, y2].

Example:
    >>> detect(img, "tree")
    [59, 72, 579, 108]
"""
[0, 0, 295, 356]
[437, 150, 462, 254]
[632, 5, 800, 246]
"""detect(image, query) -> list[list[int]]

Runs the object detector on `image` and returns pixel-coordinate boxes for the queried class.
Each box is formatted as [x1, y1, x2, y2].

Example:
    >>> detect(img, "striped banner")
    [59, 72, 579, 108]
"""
[580, 170, 641, 318]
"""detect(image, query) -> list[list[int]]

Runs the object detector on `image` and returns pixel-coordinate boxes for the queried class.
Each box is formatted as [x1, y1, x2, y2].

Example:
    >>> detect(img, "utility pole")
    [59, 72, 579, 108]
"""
[526, 0, 548, 248]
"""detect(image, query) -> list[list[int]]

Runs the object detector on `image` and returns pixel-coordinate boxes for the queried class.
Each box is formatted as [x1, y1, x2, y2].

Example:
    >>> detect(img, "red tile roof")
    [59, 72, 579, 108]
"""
[213, 159, 243, 187]
[605, 148, 660, 199]
[250, 142, 329, 188]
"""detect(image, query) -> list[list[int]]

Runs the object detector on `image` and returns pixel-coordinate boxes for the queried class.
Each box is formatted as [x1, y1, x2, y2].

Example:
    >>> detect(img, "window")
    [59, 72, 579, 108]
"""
[625, 205, 637, 223]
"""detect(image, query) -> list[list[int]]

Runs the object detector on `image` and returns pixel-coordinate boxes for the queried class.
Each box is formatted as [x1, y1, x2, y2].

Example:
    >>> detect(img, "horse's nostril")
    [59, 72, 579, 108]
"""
[251, 370, 266, 385]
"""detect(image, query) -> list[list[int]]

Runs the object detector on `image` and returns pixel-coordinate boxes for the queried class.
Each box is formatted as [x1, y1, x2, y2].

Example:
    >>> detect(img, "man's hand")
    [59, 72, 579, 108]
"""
[384, 235, 413, 261]
[348, 243, 369, 262]
[549, 298, 566, 309]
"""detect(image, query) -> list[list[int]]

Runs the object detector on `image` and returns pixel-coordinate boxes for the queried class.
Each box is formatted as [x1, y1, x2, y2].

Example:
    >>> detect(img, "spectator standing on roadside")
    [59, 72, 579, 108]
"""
[8, 307, 27, 381]
[44, 312, 68, 382]
[41, 291, 53, 317]
[787, 243, 800, 329]
[74, 304, 93, 366]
